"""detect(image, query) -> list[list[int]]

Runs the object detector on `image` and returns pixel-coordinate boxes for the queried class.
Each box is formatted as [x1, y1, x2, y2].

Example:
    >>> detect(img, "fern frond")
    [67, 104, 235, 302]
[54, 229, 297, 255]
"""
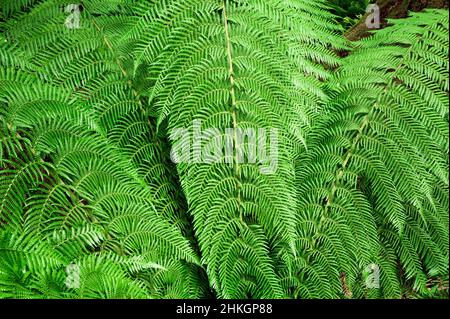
[292, 10, 449, 298]
[118, 0, 344, 298]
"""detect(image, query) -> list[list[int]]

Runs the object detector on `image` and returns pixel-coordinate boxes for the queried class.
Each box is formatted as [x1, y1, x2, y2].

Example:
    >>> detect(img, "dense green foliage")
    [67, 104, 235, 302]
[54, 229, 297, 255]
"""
[0, 0, 448, 299]
[330, 0, 369, 27]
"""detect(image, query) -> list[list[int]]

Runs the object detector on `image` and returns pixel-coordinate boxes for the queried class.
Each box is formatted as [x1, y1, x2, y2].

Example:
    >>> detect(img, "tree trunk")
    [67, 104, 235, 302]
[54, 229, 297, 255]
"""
[344, 0, 449, 41]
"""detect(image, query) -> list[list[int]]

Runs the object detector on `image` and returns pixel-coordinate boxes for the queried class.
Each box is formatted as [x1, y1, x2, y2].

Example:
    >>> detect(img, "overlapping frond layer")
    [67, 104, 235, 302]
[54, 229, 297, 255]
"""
[0, 0, 43, 19]
[1, 0, 192, 237]
[292, 10, 449, 298]
[0, 42, 205, 297]
[118, 0, 344, 298]
[0, 229, 155, 298]
[1, 0, 448, 300]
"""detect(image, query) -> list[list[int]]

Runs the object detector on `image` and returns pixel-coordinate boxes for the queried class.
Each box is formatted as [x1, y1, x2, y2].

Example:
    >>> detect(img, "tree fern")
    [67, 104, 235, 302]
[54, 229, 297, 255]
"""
[114, 0, 345, 298]
[0, 20, 204, 297]
[292, 9, 449, 298]
[0, 0, 448, 299]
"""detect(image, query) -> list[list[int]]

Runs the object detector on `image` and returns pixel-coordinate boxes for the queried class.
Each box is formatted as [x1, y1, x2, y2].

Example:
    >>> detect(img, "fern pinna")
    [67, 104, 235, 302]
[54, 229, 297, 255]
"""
[0, 1, 448, 299]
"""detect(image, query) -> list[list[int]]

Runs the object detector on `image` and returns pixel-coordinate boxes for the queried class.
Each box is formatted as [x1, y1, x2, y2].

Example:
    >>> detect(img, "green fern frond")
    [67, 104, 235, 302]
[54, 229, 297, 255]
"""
[292, 9, 449, 298]
[1, 1, 448, 300]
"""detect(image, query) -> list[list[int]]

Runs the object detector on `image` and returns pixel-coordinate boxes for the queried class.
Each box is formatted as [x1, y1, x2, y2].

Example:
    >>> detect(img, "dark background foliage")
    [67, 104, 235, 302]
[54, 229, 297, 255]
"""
[331, 0, 370, 18]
